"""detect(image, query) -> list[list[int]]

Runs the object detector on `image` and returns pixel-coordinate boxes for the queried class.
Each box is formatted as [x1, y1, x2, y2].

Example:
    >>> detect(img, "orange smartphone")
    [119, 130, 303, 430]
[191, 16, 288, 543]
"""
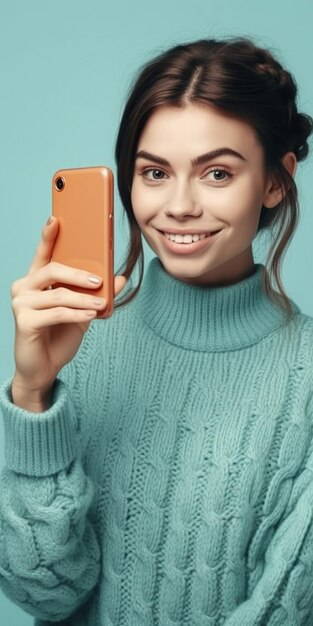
[50, 166, 114, 319]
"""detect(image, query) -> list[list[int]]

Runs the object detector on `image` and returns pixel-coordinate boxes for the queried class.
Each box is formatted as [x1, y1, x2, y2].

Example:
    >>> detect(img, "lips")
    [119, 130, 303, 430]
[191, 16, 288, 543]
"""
[161, 229, 221, 237]
[158, 227, 222, 255]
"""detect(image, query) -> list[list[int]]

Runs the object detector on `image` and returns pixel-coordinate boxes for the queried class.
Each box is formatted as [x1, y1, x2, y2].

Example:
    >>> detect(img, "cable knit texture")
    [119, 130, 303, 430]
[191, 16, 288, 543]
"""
[1, 257, 313, 625]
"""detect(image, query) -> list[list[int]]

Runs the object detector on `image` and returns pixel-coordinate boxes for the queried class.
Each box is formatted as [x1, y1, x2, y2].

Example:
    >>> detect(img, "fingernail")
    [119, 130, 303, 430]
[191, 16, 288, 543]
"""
[88, 275, 101, 284]
[93, 298, 105, 306]
[46, 216, 54, 225]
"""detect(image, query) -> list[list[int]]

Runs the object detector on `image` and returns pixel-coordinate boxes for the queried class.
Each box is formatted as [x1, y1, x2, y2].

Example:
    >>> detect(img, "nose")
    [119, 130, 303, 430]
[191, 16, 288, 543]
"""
[164, 181, 202, 219]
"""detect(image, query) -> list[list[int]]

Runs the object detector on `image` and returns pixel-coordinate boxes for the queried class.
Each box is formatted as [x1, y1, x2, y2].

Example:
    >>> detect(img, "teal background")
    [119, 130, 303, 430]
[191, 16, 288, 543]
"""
[0, 0, 312, 622]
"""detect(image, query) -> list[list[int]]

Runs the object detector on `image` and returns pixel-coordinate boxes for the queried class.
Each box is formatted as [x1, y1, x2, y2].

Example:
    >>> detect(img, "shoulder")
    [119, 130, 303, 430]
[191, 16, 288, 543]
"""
[291, 311, 313, 355]
[281, 310, 313, 370]
[288, 311, 313, 407]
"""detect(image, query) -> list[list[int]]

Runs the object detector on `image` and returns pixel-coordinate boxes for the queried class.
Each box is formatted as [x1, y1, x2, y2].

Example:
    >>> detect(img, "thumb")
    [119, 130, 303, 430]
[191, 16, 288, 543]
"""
[28, 217, 59, 275]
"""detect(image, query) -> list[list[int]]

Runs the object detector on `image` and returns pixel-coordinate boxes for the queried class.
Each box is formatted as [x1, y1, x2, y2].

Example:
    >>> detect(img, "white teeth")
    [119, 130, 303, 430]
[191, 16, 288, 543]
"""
[164, 232, 210, 243]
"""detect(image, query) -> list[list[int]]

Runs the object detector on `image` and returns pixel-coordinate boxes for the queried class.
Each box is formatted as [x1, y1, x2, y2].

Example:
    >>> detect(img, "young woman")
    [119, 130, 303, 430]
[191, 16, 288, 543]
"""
[0, 36, 313, 625]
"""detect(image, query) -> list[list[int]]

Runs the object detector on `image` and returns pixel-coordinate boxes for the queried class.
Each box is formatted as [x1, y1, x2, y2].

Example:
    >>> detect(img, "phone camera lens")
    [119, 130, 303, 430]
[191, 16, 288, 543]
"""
[55, 177, 65, 191]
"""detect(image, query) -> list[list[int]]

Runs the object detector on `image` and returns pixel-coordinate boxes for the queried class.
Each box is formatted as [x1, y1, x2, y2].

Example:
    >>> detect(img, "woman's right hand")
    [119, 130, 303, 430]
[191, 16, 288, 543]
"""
[11, 216, 127, 410]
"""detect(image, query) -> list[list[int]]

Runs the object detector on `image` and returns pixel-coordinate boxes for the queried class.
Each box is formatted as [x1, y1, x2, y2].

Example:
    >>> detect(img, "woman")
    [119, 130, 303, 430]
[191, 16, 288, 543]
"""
[1, 36, 313, 625]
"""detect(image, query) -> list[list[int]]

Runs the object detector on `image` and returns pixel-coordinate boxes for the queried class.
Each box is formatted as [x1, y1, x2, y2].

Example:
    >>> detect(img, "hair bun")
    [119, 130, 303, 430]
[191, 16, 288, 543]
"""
[292, 112, 313, 160]
[255, 51, 294, 93]
[258, 63, 313, 161]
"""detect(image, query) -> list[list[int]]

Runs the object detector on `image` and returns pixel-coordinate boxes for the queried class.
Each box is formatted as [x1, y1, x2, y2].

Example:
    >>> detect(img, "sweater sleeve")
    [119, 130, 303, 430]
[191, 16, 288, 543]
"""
[224, 433, 313, 625]
[0, 325, 101, 622]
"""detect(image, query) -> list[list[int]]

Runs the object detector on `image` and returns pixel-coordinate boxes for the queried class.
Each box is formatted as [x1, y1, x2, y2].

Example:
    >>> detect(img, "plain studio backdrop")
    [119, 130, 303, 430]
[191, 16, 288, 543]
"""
[0, 0, 312, 622]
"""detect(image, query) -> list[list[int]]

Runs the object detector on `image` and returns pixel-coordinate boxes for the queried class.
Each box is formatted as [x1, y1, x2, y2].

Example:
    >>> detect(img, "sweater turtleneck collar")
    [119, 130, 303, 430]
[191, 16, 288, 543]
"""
[131, 257, 300, 352]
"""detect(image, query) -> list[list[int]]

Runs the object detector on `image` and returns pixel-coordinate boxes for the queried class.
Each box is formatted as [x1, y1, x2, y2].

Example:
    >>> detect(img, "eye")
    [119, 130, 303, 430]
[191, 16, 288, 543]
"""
[203, 167, 233, 183]
[139, 168, 168, 182]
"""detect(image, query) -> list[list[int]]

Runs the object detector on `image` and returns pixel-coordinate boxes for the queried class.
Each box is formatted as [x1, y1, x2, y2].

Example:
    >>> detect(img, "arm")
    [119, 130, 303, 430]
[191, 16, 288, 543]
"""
[224, 436, 313, 625]
[0, 324, 101, 622]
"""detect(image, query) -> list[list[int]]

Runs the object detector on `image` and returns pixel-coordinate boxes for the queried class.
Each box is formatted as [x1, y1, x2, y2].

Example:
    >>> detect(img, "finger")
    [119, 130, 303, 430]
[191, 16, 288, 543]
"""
[114, 274, 128, 297]
[23, 276, 128, 308]
[20, 307, 98, 331]
[25, 261, 103, 292]
[12, 288, 107, 312]
[28, 217, 59, 276]
[13, 266, 127, 301]
[25, 264, 127, 294]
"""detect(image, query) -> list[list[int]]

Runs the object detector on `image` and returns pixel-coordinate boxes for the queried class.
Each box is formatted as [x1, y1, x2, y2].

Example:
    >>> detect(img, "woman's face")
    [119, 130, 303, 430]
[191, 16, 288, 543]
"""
[131, 103, 295, 286]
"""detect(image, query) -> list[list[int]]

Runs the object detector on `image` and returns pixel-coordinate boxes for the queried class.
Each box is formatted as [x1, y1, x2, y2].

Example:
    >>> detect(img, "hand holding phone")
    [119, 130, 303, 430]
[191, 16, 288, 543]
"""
[10, 168, 128, 412]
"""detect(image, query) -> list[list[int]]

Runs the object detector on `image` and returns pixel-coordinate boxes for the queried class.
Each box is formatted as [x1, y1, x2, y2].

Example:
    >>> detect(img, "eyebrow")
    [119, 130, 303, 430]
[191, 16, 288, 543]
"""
[135, 147, 247, 167]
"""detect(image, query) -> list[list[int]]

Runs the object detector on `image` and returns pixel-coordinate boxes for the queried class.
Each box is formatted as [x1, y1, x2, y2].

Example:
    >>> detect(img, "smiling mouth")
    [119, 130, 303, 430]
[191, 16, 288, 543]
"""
[161, 229, 221, 240]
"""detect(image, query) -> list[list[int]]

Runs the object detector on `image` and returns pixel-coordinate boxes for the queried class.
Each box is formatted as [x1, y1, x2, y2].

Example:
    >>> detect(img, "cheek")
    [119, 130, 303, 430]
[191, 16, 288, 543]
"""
[130, 185, 143, 220]
[228, 204, 263, 241]
[131, 184, 158, 224]
[217, 178, 264, 224]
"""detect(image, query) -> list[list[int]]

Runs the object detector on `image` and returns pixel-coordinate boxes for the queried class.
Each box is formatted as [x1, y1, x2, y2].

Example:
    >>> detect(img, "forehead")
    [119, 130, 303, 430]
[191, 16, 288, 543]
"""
[137, 103, 261, 156]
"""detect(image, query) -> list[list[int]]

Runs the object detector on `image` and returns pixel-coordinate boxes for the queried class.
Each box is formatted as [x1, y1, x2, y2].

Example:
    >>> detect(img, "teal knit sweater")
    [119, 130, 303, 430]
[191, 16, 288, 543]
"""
[1, 257, 313, 625]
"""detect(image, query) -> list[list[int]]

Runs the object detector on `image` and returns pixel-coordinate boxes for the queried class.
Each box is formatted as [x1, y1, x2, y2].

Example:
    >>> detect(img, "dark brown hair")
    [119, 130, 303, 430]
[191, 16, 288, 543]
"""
[114, 36, 313, 322]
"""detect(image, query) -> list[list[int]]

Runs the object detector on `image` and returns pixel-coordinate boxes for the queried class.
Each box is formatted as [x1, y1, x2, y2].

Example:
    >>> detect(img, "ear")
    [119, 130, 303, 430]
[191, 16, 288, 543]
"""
[263, 151, 297, 209]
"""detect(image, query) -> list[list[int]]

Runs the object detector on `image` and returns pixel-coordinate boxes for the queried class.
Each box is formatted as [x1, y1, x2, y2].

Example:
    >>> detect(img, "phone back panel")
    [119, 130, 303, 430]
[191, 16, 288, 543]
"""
[51, 166, 114, 318]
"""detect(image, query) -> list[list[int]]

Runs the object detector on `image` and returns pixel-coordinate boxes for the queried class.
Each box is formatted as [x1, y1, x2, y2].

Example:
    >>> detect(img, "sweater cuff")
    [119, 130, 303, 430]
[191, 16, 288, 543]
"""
[0, 377, 78, 477]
